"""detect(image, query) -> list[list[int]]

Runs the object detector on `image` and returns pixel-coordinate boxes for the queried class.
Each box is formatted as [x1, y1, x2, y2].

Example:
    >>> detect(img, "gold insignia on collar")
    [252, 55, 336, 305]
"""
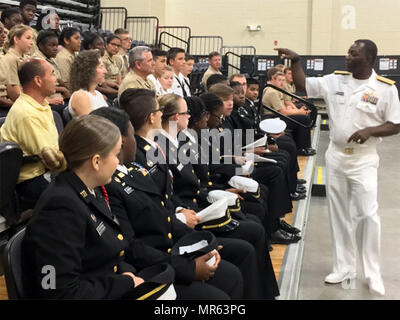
[114, 177, 121, 183]
[117, 172, 125, 178]
[144, 145, 151, 151]
[80, 190, 88, 198]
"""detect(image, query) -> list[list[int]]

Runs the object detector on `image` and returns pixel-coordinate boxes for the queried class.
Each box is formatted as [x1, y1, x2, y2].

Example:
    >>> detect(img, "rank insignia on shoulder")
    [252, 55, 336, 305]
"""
[144, 145, 151, 151]
[334, 70, 351, 75]
[376, 75, 395, 85]
[114, 177, 121, 183]
[80, 190, 88, 198]
[124, 186, 134, 194]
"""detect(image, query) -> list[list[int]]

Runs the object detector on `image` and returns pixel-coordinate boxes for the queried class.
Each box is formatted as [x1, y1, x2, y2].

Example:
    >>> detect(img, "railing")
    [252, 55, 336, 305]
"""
[261, 83, 317, 128]
[99, 7, 127, 31]
[158, 26, 191, 51]
[222, 46, 256, 77]
[188, 36, 223, 55]
[126, 16, 159, 46]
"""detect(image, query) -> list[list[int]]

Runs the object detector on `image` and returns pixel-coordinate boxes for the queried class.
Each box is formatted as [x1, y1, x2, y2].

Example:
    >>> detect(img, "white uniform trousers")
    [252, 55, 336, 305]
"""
[325, 142, 382, 282]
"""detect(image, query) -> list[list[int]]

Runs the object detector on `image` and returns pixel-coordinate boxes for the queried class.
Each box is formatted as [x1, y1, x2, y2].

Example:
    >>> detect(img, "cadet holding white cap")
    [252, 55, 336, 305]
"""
[276, 40, 400, 296]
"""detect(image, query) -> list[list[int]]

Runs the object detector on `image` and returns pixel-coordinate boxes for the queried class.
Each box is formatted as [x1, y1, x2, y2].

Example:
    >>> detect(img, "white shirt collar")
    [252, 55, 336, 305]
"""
[117, 164, 129, 175]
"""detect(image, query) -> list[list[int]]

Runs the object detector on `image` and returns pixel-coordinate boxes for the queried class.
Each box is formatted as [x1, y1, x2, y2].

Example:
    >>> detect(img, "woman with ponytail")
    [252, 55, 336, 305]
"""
[22, 115, 147, 299]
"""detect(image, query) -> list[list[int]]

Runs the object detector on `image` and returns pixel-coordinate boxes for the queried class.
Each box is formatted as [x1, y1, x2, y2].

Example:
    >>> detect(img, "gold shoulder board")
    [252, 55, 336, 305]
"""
[334, 70, 351, 75]
[376, 75, 395, 85]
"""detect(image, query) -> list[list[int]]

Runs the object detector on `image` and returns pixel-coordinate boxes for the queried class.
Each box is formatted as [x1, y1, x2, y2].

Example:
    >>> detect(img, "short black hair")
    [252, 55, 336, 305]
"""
[1, 8, 20, 23]
[185, 53, 195, 61]
[90, 107, 130, 136]
[355, 39, 378, 66]
[59, 27, 80, 47]
[19, 0, 37, 9]
[82, 32, 103, 50]
[167, 47, 185, 65]
[246, 78, 259, 86]
[36, 30, 58, 46]
[185, 96, 206, 127]
[200, 93, 223, 113]
[151, 48, 167, 60]
[229, 81, 242, 89]
[206, 73, 227, 90]
[105, 34, 120, 44]
[119, 88, 157, 131]
[18, 59, 45, 87]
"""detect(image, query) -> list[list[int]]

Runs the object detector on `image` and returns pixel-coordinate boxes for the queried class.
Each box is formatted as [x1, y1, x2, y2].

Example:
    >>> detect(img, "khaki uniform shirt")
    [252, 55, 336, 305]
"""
[118, 69, 155, 98]
[201, 66, 222, 89]
[0, 93, 59, 183]
[262, 86, 285, 114]
[116, 48, 129, 79]
[3, 47, 26, 86]
[0, 55, 8, 98]
[283, 82, 296, 101]
[101, 51, 121, 82]
[55, 47, 75, 90]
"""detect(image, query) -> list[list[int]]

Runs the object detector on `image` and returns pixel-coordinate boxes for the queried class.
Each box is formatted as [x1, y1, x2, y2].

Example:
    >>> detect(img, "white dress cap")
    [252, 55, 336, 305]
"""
[228, 176, 259, 193]
[196, 198, 229, 223]
[259, 118, 287, 134]
[206, 190, 238, 206]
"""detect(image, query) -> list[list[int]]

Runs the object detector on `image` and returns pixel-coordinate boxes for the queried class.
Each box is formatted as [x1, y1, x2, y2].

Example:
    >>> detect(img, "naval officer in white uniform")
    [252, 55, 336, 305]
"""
[275, 40, 400, 296]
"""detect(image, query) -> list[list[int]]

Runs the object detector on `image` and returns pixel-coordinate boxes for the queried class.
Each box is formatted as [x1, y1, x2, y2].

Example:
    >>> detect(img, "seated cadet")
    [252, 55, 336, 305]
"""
[156, 93, 280, 299]
[0, 59, 59, 204]
[157, 66, 175, 96]
[114, 28, 132, 79]
[205, 86, 300, 244]
[22, 115, 149, 299]
[117, 88, 279, 299]
[167, 47, 191, 98]
[19, 0, 38, 56]
[181, 53, 195, 95]
[94, 107, 243, 300]
[147, 48, 168, 95]
[55, 27, 81, 90]
[118, 46, 155, 99]
[230, 81, 305, 201]
[201, 51, 223, 90]
[67, 50, 108, 117]
[262, 70, 316, 156]
[0, 22, 13, 117]
[101, 34, 122, 91]
[0, 7, 23, 54]
[3, 24, 33, 102]
[82, 32, 119, 98]
[35, 31, 71, 110]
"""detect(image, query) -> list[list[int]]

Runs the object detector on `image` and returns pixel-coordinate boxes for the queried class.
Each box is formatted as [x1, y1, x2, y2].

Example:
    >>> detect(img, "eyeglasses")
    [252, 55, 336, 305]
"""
[177, 111, 190, 116]
[150, 106, 165, 114]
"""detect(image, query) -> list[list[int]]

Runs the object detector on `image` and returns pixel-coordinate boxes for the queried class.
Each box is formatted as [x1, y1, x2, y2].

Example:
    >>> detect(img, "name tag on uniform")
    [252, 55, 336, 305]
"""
[96, 221, 106, 237]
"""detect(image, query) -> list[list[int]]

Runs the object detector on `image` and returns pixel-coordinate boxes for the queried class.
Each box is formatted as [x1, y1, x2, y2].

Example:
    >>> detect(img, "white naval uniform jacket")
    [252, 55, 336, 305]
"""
[305, 70, 400, 149]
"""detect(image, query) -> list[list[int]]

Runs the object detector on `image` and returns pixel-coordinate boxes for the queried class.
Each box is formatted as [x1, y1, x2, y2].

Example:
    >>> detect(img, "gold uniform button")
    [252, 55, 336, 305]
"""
[168, 217, 171, 223]
[168, 233, 172, 239]
[208, 172, 210, 176]
[165, 194, 168, 199]
[208, 182, 213, 186]
[192, 169, 195, 174]
[120, 250, 125, 257]
[113, 266, 118, 273]
[193, 198, 197, 203]
[167, 248, 172, 253]
[197, 179, 200, 183]
[196, 190, 200, 195]
[161, 201, 165, 206]
[117, 234, 124, 241]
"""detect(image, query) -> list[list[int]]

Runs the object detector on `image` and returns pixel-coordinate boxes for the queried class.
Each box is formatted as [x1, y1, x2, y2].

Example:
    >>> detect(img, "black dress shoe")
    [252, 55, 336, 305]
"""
[279, 219, 301, 234]
[270, 229, 301, 245]
[297, 148, 316, 156]
[296, 185, 306, 193]
[297, 178, 306, 185]
[290, 192, 306, 201]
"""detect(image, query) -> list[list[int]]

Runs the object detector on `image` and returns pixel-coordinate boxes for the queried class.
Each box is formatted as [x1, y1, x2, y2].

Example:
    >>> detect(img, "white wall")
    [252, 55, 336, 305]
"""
[101, 0, 400, 55]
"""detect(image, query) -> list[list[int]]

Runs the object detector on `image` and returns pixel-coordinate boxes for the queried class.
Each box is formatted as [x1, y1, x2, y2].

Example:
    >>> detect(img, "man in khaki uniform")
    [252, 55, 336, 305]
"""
[114, 28, 132, 79]
[118, 46, 155, 99]
[201, 51, 222, 89]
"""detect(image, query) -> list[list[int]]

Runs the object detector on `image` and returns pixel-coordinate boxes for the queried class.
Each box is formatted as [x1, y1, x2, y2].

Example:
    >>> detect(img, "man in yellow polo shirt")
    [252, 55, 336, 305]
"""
[0, 58, 58, 204]
[118, 46, 155, 99]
